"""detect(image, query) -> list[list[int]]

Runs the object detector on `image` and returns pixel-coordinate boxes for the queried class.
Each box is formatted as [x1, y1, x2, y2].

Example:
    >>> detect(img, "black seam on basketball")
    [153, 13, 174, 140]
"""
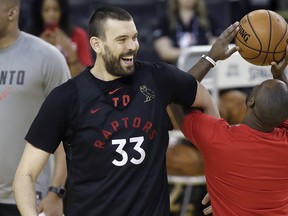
[236, 36, 285, 54]
[235, 35, 260, 52]
[273, 20, 287, 62]
[262, 10, 272, 65]
[235, 35, 262, 59]
[247, 13, 263, 58]
[242, 50, 286, 60]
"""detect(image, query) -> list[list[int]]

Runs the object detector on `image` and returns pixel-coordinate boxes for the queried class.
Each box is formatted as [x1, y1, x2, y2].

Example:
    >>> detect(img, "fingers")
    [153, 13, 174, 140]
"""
[271, 46, 288, 68]
[220, 21, 239, 39]
[201, 192, 210, 205]
[37, 205, 43, 214]
[226, 46, 239, 57]
[203, 205, 212, 215]
[226, 22, 240, 40]
[202, 193, 212, 215]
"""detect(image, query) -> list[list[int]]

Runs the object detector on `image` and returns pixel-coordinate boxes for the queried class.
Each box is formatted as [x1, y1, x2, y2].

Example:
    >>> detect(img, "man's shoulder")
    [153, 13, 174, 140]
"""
[49, 78, 76, 99]
[135, 60, 169, 72]
[21, 31, 49, 47]
[20, 31, 63, 56]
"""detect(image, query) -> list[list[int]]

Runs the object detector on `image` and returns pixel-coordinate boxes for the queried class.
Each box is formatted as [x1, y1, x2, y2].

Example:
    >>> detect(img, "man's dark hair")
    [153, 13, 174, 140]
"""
[88, 6, 133, 39]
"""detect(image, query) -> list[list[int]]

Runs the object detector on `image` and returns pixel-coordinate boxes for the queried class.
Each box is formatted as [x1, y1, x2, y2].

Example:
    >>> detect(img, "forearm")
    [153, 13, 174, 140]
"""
[51, 144, 67, 187]
[154, 37, 181, 63]
[156, 47, 180, 63]
[14, 143, 50, 216]
[37, 145, 67, 215]
[192, 82, 220, 118]
[14, 172, 38, 216]
[202, 97, 220, 118]
[187, 57, 214, 82]
[188, 22, 239, 81]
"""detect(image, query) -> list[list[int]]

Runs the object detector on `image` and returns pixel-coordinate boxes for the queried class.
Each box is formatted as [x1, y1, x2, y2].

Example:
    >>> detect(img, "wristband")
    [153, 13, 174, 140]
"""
[201, 55, 216, 67]
[48, 186, 66, 198]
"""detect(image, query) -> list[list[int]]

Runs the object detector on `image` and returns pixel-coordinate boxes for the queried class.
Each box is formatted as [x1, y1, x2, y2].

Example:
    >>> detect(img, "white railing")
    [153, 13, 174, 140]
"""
[177, 45, 288, 101]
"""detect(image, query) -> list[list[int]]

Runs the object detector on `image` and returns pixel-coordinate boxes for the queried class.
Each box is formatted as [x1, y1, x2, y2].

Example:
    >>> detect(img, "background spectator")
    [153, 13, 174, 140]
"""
[28, 0, 93, 77]
[204, 0, 231, 36]
[153, 0, 217, 65]
[0, 0, 70, 215]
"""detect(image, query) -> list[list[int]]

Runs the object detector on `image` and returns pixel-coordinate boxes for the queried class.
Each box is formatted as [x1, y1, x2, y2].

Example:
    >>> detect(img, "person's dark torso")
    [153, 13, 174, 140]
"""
[64, 62, 173, 216]
[25, 60, 198, 216]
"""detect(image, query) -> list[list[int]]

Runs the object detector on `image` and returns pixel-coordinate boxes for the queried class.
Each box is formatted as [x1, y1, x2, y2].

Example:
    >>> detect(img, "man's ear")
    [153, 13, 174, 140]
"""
[247, 97, 255, 108]
[8, 7, 19, 21]
[90, 36, 102, 54]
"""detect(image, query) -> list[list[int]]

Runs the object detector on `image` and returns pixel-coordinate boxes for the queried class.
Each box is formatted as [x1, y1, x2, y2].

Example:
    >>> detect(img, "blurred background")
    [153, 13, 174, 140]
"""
[19, 0, 288, 63]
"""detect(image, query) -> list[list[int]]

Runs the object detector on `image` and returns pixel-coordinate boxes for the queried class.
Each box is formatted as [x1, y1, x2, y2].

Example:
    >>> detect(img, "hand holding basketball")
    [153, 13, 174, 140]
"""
[235, 10, 288, 66]
[208, 21, 240, 61]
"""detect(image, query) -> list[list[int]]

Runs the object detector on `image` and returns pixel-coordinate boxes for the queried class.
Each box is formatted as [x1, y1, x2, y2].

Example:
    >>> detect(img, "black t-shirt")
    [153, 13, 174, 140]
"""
[26, 61, 197, 216]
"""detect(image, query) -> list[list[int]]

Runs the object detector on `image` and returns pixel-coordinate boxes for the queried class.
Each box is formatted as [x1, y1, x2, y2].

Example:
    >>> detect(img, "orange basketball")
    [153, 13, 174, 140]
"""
[235, 10, 288, 66]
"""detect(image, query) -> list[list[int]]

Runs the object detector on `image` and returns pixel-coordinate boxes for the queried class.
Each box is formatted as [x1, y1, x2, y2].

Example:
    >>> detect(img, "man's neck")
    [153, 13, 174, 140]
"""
[242, 114, 274, 133]
[90, 63, 121, 82]
[0, 28, 20, 49]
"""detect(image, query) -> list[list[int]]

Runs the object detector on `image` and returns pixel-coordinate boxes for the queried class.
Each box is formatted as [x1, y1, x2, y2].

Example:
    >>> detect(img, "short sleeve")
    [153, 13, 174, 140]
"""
[25, 81, 77, 153]
[182, 110, 227, 149]
[41, 45, 71, 96]
[152, 62, 198, 107]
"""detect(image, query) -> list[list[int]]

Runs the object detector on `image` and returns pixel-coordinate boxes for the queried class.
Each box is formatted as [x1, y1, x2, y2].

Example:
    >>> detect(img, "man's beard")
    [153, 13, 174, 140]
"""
[103, 45, 137, 77]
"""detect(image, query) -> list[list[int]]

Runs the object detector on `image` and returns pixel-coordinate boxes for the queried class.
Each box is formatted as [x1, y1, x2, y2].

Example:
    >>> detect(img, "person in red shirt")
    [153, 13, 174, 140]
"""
[182, 51, 288, 215]
[29, 0, 93, 77]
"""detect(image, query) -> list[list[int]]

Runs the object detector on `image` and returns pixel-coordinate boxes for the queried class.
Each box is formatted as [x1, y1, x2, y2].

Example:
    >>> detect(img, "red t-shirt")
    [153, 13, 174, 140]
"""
[71, 27, 93, 67]
[182, 111, 288, 216]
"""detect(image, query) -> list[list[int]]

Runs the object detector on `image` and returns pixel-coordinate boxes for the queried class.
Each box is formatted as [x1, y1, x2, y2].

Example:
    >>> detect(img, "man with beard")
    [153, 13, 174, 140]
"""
[13, 6, 239, 216]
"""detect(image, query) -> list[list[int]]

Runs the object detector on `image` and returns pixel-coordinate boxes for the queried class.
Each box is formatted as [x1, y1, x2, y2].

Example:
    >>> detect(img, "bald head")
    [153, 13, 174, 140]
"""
[0, 0, 20, 44]
[247, 79, 288, 128]
[1, 0, 20, 8]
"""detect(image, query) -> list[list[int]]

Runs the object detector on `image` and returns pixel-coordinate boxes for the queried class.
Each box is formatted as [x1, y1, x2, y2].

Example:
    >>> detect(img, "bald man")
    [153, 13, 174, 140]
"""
[182, 53, 288, 215]
[0, 0, 70, 215]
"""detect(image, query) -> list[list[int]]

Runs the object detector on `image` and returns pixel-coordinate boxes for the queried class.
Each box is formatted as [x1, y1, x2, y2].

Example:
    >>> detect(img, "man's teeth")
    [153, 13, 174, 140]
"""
[122, 56, 133, 61]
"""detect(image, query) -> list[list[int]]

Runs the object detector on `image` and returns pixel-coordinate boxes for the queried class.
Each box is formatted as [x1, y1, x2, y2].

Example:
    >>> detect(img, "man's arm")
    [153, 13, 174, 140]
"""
[154, 36, 181, 63]
[50, 144, 67, 188]
[168, 22, 239, 128]
[188, 22, 239, 81]
[271, 46, 288, 85]
[192, 81, 220, 118]
[38, 144, 67, 216]
[14, 143, 50, 216]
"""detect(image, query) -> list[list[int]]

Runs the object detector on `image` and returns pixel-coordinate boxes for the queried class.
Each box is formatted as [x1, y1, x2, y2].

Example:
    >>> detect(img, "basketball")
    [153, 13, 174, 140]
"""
[235, 10, 288, 66]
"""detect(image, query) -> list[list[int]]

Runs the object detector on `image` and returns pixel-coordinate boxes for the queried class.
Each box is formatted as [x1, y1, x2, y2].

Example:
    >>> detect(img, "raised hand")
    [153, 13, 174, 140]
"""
[271, 46, 288, 82]
[208, 21, 240, 62]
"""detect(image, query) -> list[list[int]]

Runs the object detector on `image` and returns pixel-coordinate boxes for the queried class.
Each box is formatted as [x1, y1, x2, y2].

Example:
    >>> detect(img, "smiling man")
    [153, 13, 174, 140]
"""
[13, 6, 239, 216]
